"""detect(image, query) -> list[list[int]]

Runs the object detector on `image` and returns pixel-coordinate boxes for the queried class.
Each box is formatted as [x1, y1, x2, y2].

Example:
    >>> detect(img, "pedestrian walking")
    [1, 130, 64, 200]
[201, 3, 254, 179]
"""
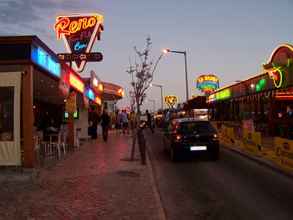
[146, 110, 154, 133]
[101, 109, 111, 142]
[121, 109, 129, 134]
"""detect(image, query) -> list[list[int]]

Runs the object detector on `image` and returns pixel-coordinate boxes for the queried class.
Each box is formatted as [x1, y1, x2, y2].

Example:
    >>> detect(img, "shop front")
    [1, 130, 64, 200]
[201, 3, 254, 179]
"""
[208, 44, 293, 138]
[74, 73, 124, 140]
[0, 36, 102, 168]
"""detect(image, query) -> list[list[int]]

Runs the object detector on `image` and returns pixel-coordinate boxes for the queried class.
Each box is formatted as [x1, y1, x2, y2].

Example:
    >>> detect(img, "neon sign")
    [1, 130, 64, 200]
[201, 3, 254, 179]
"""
[69, 73, 84, 93]
[74, 41, 87, 52]
[54, 13, 104, 72]
[215, 89, 231, 101]
[255, 79, 267, 92]
[85, 88, 95, 101]
[94, 96, 102, 105]
[55, 16, 99, 39]
[196, 74, 219, 94]
[31, 46, 61, 77]
[268, 66, 284, 89]
[165, 95, 178, 108]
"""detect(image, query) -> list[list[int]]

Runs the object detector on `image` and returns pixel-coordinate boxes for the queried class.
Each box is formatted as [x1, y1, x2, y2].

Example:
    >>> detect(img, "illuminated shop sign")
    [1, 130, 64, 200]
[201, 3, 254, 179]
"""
[54, 13, 104, 72]
[31, 46, 61, 77]
[215, 89, 231, 101]
[85, 88, 95, 101]
[196, 74, 219, 94]
[90, 70, 103, 94]
[207, 94, 216, 103]
[69, 72, 84, 93]
[268, 66, 284, 89]
[255, 79, 266, 92]
[165, 95, 178, 108]
[117, 88, 124, 97]
[94, 96, 102, 105]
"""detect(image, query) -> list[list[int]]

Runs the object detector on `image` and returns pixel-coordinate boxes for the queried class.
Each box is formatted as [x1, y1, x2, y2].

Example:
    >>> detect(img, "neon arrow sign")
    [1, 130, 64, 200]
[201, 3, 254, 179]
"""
[54, 13, 104, 72]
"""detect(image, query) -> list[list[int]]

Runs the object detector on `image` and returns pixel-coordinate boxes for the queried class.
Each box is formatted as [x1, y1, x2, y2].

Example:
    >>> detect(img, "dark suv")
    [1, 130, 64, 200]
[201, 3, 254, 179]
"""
[163, 118, 219, 161]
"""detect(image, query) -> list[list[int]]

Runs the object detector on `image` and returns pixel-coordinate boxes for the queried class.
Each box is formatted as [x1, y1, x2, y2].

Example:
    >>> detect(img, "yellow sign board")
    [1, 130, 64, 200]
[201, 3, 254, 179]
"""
[164, 95, 178, 108]
[274, 137, 293, 171]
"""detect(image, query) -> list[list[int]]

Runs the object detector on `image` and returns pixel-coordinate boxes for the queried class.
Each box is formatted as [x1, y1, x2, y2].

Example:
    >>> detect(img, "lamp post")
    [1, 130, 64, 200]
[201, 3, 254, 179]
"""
[150, 83, 164, 110]
[163, 48, 189, 102]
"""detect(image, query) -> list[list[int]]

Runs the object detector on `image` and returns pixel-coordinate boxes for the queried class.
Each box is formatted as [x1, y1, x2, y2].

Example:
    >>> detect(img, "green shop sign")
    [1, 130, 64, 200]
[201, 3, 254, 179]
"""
[215, 89, 231, 101]
[255, 79, 266, 92]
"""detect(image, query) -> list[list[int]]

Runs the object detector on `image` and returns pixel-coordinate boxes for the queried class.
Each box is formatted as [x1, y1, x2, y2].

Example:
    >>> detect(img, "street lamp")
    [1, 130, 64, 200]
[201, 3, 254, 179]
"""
[148, 99, 156, 113]
[150, 83, 164, 110]
[163, 48, 189, 101]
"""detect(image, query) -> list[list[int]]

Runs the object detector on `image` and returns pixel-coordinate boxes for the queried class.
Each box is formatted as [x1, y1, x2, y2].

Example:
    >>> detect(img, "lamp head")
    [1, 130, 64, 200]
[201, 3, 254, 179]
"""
[162, 48, 170, 54]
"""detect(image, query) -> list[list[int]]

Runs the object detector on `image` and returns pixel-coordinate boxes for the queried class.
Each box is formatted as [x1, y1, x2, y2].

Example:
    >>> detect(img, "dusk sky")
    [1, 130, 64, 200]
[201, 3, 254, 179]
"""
[0, 0, 292, 111]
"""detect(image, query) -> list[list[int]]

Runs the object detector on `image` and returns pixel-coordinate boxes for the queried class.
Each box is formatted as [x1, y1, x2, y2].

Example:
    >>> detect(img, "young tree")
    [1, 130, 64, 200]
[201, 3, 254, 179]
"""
[127, 37, 163, 162]
[126, 36, 163, 115]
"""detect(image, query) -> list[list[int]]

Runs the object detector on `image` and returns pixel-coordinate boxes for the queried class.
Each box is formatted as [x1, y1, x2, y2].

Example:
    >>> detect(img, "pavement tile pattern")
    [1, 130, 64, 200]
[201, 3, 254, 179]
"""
[0, 133, 163, 220]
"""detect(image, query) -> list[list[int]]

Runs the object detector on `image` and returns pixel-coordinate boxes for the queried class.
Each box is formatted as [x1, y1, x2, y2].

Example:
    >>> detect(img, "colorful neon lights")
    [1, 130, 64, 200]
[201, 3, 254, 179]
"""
[55, 15, 102, 39]
[85, 88, 95, 101]
[165, 95, 178, 107]
[31, 46, 61, 77]
[117, 88, 124, 97]
[74, 41, 87, 51]
[215, 89, 231, 101]
[98, 83, 104, 92]
[255, 79, 266, 92]
[94, 96, 102, 105]
[69, 73, 84, 93]
[268, 66, 283, 88]
[196, 74, 220, 94]
[54, 13, 104, 72]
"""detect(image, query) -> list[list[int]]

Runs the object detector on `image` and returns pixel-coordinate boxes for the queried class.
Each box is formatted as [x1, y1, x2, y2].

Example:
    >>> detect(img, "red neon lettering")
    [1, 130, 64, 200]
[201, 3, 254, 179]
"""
[55, 16, 97, 39]
[55, 17, 70, 39]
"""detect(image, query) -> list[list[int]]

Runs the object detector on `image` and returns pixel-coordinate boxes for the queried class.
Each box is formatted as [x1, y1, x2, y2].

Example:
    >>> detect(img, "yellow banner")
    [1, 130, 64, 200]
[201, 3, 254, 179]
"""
[274, 137, 293, 171]
[242, 129, 262, 155]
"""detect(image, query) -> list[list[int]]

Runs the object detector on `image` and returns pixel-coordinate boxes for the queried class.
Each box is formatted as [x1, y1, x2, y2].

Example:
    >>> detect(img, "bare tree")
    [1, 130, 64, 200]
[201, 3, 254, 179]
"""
[127, 37, 163, 162]
[127, 36, 163, 115]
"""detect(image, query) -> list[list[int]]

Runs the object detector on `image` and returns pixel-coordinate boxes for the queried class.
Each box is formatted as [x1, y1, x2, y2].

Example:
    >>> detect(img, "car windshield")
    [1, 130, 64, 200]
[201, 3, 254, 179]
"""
[178, 121, 216, 134]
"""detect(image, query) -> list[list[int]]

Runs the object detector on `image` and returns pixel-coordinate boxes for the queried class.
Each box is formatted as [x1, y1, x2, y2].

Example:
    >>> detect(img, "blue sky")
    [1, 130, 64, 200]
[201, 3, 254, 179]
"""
[0, 0, 292, 110]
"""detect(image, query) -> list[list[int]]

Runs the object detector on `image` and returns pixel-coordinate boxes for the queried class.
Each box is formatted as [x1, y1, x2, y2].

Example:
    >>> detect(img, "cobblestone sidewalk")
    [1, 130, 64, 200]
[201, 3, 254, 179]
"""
[0, 133, 165, 220]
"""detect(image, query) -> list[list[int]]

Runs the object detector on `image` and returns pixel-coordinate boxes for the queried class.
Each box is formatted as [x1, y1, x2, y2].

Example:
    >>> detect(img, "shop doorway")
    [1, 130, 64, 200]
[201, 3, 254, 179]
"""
[0, 72, 21, 166]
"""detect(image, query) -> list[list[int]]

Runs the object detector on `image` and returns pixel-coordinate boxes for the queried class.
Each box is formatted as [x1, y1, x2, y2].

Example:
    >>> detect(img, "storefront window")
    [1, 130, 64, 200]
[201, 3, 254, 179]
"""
[0, 87, 14, 141]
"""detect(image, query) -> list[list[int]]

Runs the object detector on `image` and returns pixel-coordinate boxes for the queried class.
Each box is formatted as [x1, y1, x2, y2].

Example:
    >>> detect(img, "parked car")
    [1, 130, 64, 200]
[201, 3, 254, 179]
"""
[163, 118, 219, 161]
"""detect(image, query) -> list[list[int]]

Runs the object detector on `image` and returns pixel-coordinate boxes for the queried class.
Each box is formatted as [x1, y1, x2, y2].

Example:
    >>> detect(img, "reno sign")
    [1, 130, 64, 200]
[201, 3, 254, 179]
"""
[54, 13, 104, 72]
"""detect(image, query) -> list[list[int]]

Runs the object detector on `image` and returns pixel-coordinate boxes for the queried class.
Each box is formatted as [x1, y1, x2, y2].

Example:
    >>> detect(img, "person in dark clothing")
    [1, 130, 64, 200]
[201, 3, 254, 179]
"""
[101, 109, 111, 142]
[91, 111, 101, 139]
[146, 110, 154, 133]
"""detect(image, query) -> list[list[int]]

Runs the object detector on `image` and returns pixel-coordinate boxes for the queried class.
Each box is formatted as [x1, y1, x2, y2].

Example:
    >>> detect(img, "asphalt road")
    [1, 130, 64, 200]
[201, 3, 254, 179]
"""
[146, 130, 293, 220]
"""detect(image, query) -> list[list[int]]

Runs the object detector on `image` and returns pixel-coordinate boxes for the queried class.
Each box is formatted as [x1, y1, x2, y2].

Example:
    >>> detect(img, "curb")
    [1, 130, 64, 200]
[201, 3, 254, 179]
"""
[146, 144, 167, 220]
[222, 144, 293, 179]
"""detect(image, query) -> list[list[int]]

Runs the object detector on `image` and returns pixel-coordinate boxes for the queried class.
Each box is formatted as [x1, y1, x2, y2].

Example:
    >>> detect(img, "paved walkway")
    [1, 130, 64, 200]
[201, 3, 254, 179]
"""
[0, 133, 164, 220]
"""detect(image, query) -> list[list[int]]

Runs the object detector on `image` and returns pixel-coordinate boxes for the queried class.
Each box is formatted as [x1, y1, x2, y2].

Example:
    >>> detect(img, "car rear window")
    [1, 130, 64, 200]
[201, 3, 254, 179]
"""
[178, 121, 216, 134]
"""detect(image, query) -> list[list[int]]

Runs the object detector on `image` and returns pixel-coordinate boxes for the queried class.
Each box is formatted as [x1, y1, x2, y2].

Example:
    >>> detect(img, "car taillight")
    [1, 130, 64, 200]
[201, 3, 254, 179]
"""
[175, 134, 182, 141]
[213, 133, 218, 140]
